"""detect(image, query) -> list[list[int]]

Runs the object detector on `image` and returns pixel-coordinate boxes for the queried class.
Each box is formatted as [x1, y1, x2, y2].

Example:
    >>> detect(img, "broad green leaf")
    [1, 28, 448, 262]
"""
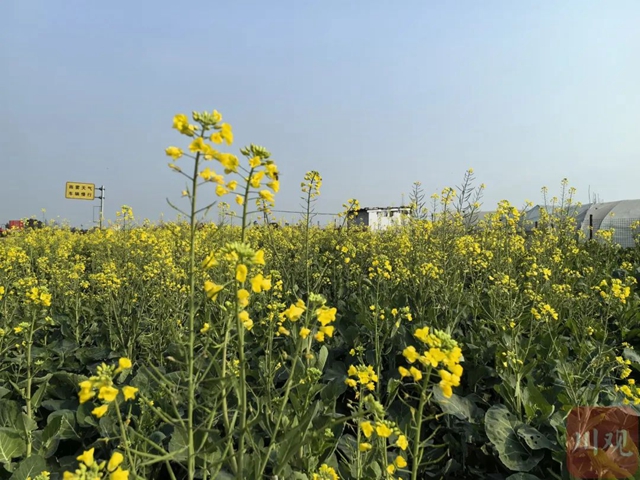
[0, 428, 26, 464]
[168, 426, 190, 462]
[9, 454, 46, 480]
[0, 401, 21, 431]
[485, 405, 542, 472]
[0, 388, 10, 399]
[47, 372, 86, 400]
[506, 474, 542, 480]
[516, 425, 557, 451]
[43, 410, 78, 441]
[522, 380, 554, 421]
[432, 388, 482, 423]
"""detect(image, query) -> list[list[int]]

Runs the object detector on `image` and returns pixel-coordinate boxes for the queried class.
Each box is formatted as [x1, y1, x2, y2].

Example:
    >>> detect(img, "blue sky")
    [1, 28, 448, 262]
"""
[1, 1, 639, 227]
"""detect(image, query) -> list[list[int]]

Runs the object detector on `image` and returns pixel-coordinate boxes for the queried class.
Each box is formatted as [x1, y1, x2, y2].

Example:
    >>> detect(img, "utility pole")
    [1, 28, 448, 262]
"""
[97, 185, 105, 229]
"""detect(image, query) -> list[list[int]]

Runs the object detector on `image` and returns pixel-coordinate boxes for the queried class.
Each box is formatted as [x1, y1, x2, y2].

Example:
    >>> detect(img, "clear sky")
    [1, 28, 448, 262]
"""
[1, 1, 639, 227]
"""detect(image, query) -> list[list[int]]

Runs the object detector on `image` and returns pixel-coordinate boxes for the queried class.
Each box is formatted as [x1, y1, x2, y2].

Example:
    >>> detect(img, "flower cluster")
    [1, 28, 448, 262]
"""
[401, 327, 463, 398]
[202, 243, 271, 331]
[277, 294, 337, 342]
[530, 302, 559, 321]
[593, 278, 634, 305]
[359, 414, 408, 476]
[167, 111, 279, 210]
[63, 448, 128, 480]
[311, 464, 338, 480]
[345, 364, 378, 392]
[78, 358, 138, 418]
[301, 170, 322, 199]
[25, 286, 52, 307]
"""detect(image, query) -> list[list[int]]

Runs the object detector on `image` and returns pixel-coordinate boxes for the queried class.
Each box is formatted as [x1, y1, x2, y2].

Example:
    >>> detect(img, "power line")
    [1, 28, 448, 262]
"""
[268, 209, 340, 216]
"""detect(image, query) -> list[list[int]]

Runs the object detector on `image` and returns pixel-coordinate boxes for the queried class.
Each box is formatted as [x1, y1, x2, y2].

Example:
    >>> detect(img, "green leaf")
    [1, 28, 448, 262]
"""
[623, 348, 640, 367]
[317, 345, 329, 371]
[276, 401, 321, 468]
[506, 474, 542, 480]
[484, 405, 542, 472]
[0, 428, 26, 464]
[432, 388, 482, 423]
[0, 388, 10, 399]
[168, 426, 190, 462]
[43, 410, 77, 441]
[0, 401, 21, 431]
[19, 415, 36, 434]
[47, 372, 85, 400]
[9, 454, 46, 480]
[522, 380, 554, 421]
[30, 381, 49, 410]
[516, 425, 557, 451]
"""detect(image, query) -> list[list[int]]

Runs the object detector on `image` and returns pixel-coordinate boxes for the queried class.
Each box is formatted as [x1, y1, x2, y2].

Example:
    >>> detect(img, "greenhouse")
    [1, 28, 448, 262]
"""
[578, 199, 640, 248]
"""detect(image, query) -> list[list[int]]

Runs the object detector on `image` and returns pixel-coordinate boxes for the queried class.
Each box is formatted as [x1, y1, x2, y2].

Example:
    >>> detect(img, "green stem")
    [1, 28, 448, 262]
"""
[114, 401, 137, 474]
[187, 147, 202, 480]
[240, 168, 254, 241]
[234, 169, 253, 479]
[24, 312, 36, 457]
[235, 291, 247, 479]
[355, 390, 364, 479]
[411, 372, 431, 480]
[258, 326, 306, 477]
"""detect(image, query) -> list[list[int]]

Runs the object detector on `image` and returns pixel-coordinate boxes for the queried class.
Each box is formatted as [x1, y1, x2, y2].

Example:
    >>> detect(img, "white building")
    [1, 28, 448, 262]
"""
[349, 206, 412, 231]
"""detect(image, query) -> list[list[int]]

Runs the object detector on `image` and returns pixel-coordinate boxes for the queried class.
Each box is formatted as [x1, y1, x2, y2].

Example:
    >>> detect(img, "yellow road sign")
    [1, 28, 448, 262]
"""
[65, 182, 95, 200]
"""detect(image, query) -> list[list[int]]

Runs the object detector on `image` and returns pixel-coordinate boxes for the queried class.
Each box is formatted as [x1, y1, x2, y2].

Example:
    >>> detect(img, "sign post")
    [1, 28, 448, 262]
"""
[65, 182, 105, 229]
[97, 185, 105, 229]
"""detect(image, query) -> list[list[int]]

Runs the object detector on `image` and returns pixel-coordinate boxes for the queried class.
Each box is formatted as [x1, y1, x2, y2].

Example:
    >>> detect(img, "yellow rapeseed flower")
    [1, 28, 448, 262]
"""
[122, 386, 139, 401]
[119, 358, 132, 370]
[361, 421, 374, 438]
[238, 310, 253, 331]
[250, 171, 265, 188]
[98, 386, 119, 403]
[376, 423, 393, 438]
[165, 146, 183, 160]
[283, 303, 305, 322]
[254, 250, 266, 265]
[77, 448, 95, 467]
[316, 306, 337, 326]
[92, 404, 109, 418]
[204, 281, 224, 301]
[300, 328, 311, 339]
[409, 366, 422, 381]
[394, 456, 407, 468]
[278, 326, 290, 336]
[108, 452, 124, 471]
[402, 346, 420, 363]
[259, 190, 275, 204]
[237, 289, 250, 308]
[236, 264, 248, 283]
[250, 274, 271, 293]
[110, 467, 129, 480]
[220, 123, 233, 145]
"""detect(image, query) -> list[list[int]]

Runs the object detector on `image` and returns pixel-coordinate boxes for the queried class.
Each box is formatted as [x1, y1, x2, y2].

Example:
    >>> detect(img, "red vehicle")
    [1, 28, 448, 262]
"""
[1, 220, 24, 236]
[8, 220, 24, 230]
